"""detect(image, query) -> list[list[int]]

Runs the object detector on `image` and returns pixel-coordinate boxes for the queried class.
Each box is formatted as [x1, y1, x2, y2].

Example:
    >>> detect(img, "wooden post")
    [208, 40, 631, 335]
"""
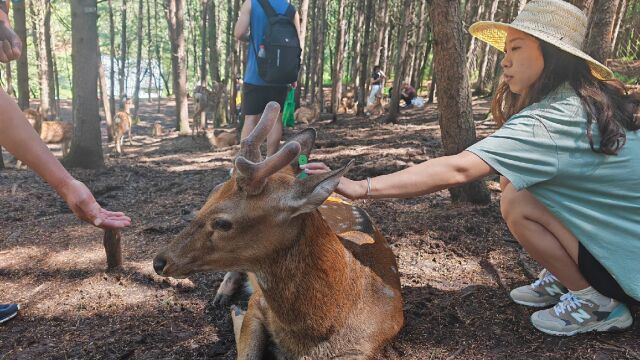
[103, 229, 123, 270]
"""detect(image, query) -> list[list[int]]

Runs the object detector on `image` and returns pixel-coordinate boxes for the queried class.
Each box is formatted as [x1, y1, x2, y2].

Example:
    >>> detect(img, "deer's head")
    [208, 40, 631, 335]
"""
[153, 102, 351, 278]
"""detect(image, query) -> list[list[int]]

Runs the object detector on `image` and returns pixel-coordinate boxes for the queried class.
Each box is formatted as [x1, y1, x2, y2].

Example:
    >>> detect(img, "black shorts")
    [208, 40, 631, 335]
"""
[578, 243, 639, 305]
[241, 83, 288, 116]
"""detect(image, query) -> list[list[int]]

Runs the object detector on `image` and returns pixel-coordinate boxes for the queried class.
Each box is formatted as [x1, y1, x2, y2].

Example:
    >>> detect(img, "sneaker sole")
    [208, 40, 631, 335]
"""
[511, 298, 557, 308]
[532, 314, 634, 336]
[0, 304, 20, 324]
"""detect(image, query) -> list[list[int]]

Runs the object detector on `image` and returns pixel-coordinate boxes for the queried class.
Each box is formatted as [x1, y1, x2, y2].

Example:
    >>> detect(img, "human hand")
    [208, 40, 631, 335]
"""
[0, 20, 22, 63]
[299, 162, 368, 200]
[58, 179, 131, 229]
[291, 81, 297, 89]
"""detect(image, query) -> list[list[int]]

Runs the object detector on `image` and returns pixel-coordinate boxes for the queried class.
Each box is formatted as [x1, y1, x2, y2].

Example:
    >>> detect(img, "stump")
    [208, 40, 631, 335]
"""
[103, 229, 123, 270]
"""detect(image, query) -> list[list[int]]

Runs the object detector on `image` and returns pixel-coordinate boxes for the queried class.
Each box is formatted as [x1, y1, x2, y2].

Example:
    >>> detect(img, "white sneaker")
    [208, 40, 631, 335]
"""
[510, 269, 567, 307]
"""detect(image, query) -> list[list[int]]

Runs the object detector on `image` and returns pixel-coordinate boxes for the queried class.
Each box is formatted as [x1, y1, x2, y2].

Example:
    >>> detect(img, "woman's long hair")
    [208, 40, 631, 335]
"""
[491, 41, 640, 155]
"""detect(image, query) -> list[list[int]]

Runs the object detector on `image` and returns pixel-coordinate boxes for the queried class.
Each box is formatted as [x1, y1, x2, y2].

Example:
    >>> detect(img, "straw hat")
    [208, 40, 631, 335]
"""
[469, 0, 614, 80]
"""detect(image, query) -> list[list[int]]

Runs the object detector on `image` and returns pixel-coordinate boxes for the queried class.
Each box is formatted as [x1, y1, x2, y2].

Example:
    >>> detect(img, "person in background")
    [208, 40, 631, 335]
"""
[234, 0, 301, 156]
[367, 65, 386, 106]
[0, 2, 131, 324]
[302, 0, 640, 337]
[400, 82, 417, 108]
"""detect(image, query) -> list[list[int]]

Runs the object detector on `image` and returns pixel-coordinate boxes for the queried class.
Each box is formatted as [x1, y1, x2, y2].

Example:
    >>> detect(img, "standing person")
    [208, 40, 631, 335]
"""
[0, 2, 131, 324]
[400, 82, 417, 108]
[234, 0, 301, 156]
[367, 65, 386, 106]
[302, 0, 640, 336]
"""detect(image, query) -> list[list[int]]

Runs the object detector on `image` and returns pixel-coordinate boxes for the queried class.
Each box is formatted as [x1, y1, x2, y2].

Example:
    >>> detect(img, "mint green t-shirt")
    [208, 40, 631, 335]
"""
[467, 83, 640, 301]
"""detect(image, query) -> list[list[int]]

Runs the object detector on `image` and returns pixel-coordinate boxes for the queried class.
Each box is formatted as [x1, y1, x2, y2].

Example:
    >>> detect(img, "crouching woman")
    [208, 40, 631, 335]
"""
[302, 0, 640, 336]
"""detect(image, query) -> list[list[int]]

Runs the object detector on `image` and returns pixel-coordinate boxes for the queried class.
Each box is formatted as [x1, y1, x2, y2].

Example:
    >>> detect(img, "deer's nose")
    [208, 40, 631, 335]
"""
[153, 256, 167, 275]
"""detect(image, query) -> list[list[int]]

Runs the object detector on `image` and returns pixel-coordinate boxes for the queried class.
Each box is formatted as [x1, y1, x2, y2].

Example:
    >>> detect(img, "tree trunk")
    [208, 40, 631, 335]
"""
[63, 0, 104, 169]
[585, 0, 620, 64]
[132, 0, 144, 118]
[417, 29, 432, 93]
[34, 0, 51, 118]
[356, 0, 373, 115]
[13, 0, 29, 110]
[475, 0, 500, 94]
[119, 0, 128, 99]
[108, 0, 116, 117]
[610, 0, 627, 56]
[429, 0, 490, 204]
[44, 0, 57, 117]
[5, 62, 14, 97]
[411, 1, 428, 89]
[350, 0, 364, 91]
[146, 0, 154, 100]
[331, 0, 347, 115]
[387, 0, 412, 124]
[294, 0, 310, 107]
[167, 0, 190, 134]
[208, 0, 220, 82]
[98, 48, 114, 142]
[103, 230, 123, 270]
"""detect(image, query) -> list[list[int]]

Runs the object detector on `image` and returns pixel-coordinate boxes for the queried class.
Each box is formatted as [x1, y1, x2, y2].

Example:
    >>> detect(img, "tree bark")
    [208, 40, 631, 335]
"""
[356, 0, 373, 115]
[44, 0, 57, 117]
[132, 0, 144, 118]
[208, 0, 220, 82]
[331, 0, 347, 115]
[13, 0, 29, 110]
[387, 0, 412, 124]
[585, 0, 620, 64]
[166, 0, 190, 134]
[103, 230, 123, 270]
[294, 0, 310, 107]
[119, 0, 128, 99]
[34, 0, 52, 117]
[63, 0, 104, 169]
[108, 0, 117, 117]
[429, 0, 490, 204]
[610, 0, 627, 55]
[98, 48, 114, 142]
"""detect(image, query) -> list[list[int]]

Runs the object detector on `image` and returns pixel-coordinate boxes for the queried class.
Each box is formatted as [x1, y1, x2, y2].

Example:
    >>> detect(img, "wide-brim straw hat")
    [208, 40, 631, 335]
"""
[469, 0, 614, 80]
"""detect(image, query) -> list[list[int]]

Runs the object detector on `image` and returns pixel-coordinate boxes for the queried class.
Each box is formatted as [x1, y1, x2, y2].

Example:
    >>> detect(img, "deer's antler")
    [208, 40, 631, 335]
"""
[235, 102, 301, 195]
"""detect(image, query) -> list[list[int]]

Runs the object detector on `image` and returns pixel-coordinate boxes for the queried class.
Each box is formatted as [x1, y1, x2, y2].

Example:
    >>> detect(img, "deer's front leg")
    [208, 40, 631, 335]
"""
[235, 298, 269, 360]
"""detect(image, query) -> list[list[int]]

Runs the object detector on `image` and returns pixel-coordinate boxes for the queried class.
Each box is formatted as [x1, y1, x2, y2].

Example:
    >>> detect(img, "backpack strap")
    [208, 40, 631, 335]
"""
[284, 4, 295, 20]
[257, 0, 277, 18]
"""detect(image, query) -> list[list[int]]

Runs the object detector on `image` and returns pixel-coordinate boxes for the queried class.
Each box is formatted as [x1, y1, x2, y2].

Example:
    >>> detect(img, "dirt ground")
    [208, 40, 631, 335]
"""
[1, 97, 638, 359]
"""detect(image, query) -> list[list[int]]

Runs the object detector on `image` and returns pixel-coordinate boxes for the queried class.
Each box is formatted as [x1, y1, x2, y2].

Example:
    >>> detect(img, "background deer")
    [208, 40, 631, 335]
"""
[113, 97, 133, 155]
[294, 101, 321, 124]
[192, 82, 225, 137]
[205, 128, 238, 149]
[21, 108, 73, 163]
[154, 102, 403, 359]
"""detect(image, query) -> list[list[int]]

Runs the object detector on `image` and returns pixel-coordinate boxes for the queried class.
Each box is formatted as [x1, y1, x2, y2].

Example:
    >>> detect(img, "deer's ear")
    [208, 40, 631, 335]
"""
[286, 160, 354, 218]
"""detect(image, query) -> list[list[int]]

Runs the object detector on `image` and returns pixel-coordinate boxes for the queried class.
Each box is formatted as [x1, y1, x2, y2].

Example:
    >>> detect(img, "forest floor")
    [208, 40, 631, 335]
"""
[1, 97, 638, 359]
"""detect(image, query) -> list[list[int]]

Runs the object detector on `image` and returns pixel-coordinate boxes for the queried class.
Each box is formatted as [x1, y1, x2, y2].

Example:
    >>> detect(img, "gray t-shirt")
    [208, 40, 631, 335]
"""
[467, 83, 640, 301]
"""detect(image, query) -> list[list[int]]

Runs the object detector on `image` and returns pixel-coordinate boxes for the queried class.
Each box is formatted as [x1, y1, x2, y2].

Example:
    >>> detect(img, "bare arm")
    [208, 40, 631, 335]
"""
[293, 11, 301, 43]
[234, 0, 251, 42]
[303, 151, 495, 200]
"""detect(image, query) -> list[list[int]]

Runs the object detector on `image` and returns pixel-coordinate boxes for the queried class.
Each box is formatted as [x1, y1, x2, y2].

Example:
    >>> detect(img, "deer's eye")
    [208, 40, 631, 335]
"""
[213, 219, 233, 232]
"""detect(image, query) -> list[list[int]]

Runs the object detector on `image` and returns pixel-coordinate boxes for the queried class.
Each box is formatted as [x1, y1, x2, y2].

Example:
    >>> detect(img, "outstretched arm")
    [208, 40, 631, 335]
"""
[302, 151, 495, 200]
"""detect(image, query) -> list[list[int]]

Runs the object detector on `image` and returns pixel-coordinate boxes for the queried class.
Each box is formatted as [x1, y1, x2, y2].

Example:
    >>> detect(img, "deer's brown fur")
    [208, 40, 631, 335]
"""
[206, 128, 238, 149]
[151, 121, 164, 137]
[294, 103, 320, 124]
[154, 102, 403, 359]
[23, 108, 73, 156]
[192, 82, 225, 137]
[113, 98, 133, 155]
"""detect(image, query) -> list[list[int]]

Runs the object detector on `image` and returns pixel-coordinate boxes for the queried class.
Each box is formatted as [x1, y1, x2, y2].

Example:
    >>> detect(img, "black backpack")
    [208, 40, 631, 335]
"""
[255, 0, 301, 84]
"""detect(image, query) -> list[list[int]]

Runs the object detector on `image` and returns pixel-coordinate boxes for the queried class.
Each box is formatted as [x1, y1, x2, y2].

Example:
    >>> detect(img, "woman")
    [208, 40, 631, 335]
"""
[0, 4, 130, 323]
[302, 0, 639, 336]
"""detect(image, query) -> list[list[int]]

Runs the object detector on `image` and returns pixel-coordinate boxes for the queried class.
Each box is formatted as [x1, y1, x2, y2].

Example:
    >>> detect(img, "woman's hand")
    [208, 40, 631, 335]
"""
[57, 179, 131, 229]
[300, 162, 368, 200]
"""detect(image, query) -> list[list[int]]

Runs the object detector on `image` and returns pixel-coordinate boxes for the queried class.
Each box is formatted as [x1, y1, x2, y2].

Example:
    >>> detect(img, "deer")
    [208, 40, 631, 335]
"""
[294, 102, 321, 125]
[206, 128, 238, 149]
[192, 82, 225, 138]
[151, 121, 164, 137]
[20, 108, 72, 166]
[113, 97, 133, 155]
[154, 102, 404, 359]
[365, 93, 388, 117]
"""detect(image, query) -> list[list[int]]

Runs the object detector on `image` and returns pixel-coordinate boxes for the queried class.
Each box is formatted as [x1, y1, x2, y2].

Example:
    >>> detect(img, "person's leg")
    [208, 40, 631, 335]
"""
[241, 114, 260, 141]
[266, 113, 283, 156]
[500, 177, 633, 335]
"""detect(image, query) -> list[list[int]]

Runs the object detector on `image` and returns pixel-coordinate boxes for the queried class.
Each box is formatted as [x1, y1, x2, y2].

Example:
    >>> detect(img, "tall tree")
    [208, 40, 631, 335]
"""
[585, 0, 620, 63]
[108, 0, 116, 117]
[428, 0, 490, 204]
[386, 0, 412, 124]
[98, 48, 114, 142]
[331, 0, 347, 115]
[44, 0, 57, 117]
[119, 0, 128, 99]
[13, 0, 29, 110]
[34, 0, 52, 118]
[356, 0, 373, 115]
[166, 0, 190, 133]
[132, 0, 144, 118]
[63, 0, 104, 169]
[208, 0, 220, 82]
[294, 0, 310, 107]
